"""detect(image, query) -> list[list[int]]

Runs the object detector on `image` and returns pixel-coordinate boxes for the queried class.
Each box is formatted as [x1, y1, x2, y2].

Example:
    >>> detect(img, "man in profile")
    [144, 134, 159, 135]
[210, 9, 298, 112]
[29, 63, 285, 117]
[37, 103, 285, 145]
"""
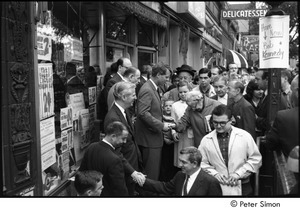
[137, 146, 222, 196]
[79, 121, 129, 196]
[74, 170, 104, 196]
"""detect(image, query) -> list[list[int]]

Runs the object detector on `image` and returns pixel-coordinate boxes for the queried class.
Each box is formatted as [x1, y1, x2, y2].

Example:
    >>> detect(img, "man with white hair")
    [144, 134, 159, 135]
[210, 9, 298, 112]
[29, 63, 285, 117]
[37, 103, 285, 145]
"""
[174, 90, 221, 148]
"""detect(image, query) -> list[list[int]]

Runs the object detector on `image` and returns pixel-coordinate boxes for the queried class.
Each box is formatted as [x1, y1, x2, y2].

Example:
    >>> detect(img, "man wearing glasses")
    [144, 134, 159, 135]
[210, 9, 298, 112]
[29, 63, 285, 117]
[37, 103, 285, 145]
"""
[198, 104, 262, 196]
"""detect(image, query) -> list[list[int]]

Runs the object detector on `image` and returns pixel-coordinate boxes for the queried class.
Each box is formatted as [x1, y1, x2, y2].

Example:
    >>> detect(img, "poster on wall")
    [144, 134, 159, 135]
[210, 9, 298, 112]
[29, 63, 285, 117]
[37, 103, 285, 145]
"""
[60, 107, 73, 130]
[40, 117, 56, 171]
[259, 15, 289, 68]
[88, 86, 97, 105]
[37, 34, 52, 61]
[38, 63, 55, 120]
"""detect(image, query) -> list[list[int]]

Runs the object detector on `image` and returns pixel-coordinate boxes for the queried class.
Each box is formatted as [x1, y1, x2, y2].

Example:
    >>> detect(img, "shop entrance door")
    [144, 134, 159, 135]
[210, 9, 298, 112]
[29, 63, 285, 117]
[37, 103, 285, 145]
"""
[138, 51, 154, 71]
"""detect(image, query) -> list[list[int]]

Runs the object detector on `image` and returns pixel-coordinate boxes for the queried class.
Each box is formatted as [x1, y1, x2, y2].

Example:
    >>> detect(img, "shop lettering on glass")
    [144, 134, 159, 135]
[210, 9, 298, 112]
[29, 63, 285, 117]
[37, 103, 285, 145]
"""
[242, 36, 259, 53]
[38, 63, 54, 119]
[259, 16, 289, 68]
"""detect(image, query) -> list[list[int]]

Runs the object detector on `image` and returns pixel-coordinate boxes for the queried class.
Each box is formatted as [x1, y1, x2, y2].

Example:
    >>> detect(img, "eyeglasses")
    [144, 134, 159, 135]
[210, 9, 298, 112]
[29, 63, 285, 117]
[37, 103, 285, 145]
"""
[212, 120, 230, 127]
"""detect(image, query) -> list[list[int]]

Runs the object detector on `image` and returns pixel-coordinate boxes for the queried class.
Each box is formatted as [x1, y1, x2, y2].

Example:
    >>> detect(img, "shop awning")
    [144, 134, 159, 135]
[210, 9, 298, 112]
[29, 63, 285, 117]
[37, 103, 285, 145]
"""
[110, 2, 168, 28]
[225, 49, 248, 68]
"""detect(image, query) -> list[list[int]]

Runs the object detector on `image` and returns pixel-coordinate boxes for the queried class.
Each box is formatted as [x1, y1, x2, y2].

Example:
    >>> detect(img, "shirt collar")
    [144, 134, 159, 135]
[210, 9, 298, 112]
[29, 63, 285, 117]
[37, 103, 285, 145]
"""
[218, 93, 228, 100]
[117, 72, 125, 81]
[142, 75, 148, 81]
[189, 167, 201, 181]
[149, 79, 158, 91]
[102, 138, 115, 150]
[115, 102, 126, 119]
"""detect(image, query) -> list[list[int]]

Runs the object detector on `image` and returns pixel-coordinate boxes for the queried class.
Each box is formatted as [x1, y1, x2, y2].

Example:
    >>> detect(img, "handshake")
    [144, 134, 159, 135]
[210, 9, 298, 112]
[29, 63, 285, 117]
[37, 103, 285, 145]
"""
[162, 115, 176, 132]
[131, 171, 147, 186]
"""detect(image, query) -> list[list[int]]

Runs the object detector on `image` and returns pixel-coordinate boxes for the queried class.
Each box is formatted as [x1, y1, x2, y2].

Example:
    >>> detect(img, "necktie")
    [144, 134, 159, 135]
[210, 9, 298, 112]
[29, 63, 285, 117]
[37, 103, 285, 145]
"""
[124, 110, 132, 130]
[183, 175, 190, 196]
[157, 88, 161, 99]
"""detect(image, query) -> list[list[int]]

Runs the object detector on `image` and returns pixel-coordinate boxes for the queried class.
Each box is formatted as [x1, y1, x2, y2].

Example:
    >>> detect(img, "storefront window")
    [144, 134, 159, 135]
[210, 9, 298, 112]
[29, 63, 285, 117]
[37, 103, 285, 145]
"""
[138, 22, 154, 47]
[138, 51, 154, 70]
[106, 19, 130, 43]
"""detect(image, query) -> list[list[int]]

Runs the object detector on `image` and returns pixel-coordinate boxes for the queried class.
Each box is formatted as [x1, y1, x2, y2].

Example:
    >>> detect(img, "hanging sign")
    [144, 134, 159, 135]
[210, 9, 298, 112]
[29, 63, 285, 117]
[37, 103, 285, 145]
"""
[37, 34, 52, 61]
[221, 9, 268, 20]
[38, 63, 54, 120]
[259, 15, 289, 68]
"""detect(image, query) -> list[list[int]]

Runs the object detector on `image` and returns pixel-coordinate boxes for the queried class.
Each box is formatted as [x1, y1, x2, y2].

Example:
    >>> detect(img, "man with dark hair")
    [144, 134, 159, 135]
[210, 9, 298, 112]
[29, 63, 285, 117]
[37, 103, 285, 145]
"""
[227, 79, 256, 139]
[135, 62, 174, 182]
[136, 146, 222, 196]
[193, 68, 216, 98]
[199, 104, 262, 196]
[74, 170, 104, 196]
[79, 121, 129, 196]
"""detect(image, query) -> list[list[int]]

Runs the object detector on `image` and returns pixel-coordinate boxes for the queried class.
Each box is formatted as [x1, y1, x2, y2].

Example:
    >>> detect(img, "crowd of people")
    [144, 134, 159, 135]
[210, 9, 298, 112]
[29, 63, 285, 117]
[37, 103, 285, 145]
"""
[74, 58, 299, 196]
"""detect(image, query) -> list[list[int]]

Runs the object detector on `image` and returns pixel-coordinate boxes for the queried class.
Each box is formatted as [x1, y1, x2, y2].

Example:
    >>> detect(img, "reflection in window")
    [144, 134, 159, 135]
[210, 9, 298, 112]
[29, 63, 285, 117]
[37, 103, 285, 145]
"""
[106, 18, 130, 43]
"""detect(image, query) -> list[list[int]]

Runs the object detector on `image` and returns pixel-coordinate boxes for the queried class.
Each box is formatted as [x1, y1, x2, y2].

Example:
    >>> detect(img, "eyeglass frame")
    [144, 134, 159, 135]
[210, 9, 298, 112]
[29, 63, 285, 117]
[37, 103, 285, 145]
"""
[212, 120, 231, 127]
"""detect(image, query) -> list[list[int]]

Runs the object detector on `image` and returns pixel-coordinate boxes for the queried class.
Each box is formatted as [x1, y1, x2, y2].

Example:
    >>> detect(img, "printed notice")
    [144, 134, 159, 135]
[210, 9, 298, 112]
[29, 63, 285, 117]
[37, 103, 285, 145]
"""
[60, 107, 73, 130]
[89, 86, 97, 105]
[40, 117, 56, 171]
[259, 15, 289, 68]
[67, 93, 85, 120]
[38, 63, 54, 120]
[37, 34, 52, 61]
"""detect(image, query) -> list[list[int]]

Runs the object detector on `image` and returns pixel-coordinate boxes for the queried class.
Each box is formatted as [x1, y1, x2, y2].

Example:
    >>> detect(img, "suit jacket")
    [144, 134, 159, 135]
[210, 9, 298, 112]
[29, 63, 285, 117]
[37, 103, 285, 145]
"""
[199, 126, 262, 180]
[136, 76, 147, 95]
[227, 97, 256, 139]
[176, 96, 222, 147]
[143, 169, 222, 196]
[135, 80, 164, 148]
[79, 141, 128, 196]
[104, 103, 143, 172]
[266, 107, 299, 158]
[98, 73, 123, 122]
[256, 94, 289, 134]
[210, 94, 234, 105]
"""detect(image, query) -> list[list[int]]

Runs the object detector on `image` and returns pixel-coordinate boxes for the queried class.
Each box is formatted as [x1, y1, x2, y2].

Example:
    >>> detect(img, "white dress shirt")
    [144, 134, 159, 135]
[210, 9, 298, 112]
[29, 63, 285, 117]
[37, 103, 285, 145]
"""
[217, 93, 228, 105]
[182, 167, 201, 195]
[102, 138, 115, 150]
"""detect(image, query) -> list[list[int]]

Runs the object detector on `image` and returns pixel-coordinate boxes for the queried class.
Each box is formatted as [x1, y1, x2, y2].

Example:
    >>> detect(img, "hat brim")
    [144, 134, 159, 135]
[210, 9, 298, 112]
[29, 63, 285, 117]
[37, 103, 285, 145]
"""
[176, 68, 195, 77]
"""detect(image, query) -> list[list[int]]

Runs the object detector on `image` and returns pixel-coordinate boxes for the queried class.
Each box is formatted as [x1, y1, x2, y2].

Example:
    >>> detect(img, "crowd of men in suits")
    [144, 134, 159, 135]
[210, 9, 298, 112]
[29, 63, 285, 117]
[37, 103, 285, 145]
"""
[76, 58, 299, 196]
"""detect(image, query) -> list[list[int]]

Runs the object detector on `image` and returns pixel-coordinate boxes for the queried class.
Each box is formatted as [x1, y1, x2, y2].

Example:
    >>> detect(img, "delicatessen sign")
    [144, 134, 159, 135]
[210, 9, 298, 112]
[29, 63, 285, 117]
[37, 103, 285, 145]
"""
[222, 9, 268, 19]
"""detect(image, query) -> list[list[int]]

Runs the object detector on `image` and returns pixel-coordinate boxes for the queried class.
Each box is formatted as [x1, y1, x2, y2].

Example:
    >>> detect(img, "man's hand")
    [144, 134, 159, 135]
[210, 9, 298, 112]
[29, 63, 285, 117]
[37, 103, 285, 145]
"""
[226, 173, 239, 186]
[163, 115, 175, 122]
[172, 132, 179, 142]
[214, 173, 228, 185]
[162, 122, 176, 131]
[131, 171, 146, 186]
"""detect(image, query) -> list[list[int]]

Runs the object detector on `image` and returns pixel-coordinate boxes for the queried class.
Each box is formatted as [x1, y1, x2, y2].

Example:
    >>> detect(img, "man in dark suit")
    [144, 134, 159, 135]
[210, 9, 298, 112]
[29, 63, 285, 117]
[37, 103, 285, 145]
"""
[135, 63, 173, 181]
[265, 75, 299, 158]
[97, 57, 132, 131]
[227, 79, 256, 139]
[137, 146, 222, 196]
[79, 121, 129, 196]
[104, 81, 144, 196]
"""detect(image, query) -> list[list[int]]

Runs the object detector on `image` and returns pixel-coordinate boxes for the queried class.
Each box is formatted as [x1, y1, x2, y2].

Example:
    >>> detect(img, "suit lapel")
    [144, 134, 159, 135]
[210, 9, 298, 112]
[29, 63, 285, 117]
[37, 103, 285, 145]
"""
[147, 80, 161, 103]
[113, 104, 133, 135]
[187, 170, 204, 195]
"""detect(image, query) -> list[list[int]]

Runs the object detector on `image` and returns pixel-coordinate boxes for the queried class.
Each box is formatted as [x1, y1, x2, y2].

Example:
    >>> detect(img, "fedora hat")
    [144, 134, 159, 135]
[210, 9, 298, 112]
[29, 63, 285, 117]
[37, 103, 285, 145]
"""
[176, 64, 195, 77]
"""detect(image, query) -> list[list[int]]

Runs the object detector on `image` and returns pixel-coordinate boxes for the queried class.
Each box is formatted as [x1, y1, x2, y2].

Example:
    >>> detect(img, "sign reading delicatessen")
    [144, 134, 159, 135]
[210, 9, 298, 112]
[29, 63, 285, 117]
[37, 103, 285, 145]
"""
[221, 9, 268, 20]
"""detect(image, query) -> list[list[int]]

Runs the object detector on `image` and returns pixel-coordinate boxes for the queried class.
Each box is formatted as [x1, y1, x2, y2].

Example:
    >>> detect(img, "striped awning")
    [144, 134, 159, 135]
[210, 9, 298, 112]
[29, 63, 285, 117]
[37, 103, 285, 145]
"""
[226, 49, 248, 68]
